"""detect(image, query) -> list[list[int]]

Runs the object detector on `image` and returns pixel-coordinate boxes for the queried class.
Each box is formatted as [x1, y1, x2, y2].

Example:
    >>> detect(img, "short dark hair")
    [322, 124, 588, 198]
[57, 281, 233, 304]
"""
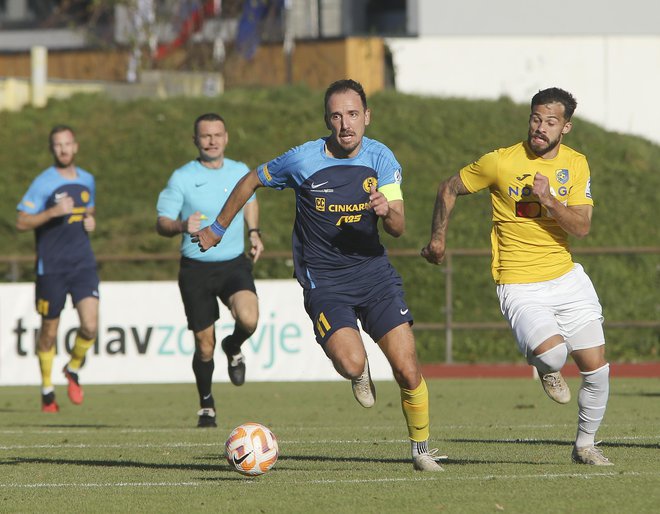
[49, 125, 75, 145]
[194, 113, 226, 135]
[531, 88, 577, 120]
[324, 79, 368, 113]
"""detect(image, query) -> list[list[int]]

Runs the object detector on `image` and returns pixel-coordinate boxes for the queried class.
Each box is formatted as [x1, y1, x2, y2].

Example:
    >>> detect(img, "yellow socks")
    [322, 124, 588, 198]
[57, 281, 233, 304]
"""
[68, 334, 95, 371]
[401, 376, 430, 442]
[37, 346, 55, 390]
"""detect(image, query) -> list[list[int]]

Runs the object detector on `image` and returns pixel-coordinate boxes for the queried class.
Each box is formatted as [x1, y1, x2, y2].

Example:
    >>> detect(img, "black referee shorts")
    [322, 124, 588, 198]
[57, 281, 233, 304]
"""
[178, 254, 257, 332]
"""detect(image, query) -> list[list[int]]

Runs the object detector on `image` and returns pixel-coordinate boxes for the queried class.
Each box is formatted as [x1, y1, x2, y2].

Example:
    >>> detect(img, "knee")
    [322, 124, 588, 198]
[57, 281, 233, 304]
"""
[38, 332, 56, 351]
[393, 363, 422, 390]
[195, 337, 216, 361]
[329, 352, 365, 380]
[235, 307, 259, 335]
[38, 324, 58, 349]
[529, 343, 568, 375]
[79, 324, 97, 340]
[344, 356, 366, 380]
[238, 315, 258, 336]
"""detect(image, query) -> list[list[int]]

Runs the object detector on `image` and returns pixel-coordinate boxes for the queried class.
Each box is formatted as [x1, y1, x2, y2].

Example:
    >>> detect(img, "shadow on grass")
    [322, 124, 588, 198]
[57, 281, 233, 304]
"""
[612, 392, 660, 398]
[0, 454, 437, 480]
[25, 424, 117, 429]
[447, 438, 659, 450]
[1, 456, 231, 473]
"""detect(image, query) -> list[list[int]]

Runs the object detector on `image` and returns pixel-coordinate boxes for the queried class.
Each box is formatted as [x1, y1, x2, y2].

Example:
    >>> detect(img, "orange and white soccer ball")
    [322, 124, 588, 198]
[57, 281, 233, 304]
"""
[225, 422, 279, 476]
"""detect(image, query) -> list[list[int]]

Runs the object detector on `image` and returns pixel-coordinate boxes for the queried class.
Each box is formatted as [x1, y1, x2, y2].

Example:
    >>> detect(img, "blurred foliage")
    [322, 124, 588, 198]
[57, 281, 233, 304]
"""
[1, 86, 658, 362]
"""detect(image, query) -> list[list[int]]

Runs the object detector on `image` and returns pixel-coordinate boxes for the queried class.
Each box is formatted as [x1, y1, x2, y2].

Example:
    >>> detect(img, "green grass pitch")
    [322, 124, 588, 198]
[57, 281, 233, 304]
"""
[0, 377, 658, 513]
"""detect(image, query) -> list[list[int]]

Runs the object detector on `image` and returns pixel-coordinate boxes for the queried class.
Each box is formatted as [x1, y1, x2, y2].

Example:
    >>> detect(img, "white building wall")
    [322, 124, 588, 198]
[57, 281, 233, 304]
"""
[386, 35, 660, 144]
[411, 0, 660, 36]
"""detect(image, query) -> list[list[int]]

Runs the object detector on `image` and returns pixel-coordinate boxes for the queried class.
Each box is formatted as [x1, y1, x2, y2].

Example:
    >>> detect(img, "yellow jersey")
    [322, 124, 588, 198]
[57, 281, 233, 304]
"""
[459, 142, 593, 284]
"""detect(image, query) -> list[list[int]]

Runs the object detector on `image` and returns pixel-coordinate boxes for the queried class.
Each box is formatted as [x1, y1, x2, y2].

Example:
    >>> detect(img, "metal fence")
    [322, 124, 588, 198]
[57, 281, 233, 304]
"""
[2, 246, 659, 363]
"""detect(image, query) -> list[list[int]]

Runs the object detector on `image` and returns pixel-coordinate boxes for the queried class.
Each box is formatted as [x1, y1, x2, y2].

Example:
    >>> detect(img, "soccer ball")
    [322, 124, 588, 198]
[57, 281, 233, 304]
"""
[225, 422, 279, 476]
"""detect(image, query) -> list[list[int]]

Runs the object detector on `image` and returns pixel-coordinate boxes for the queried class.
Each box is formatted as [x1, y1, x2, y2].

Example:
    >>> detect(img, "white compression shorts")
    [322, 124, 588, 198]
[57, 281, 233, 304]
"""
[496, 263, 605, 357]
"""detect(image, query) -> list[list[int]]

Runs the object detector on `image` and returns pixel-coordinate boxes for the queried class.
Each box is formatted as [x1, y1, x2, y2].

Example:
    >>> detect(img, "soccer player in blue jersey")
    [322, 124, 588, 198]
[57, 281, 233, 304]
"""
[16, 125, 99, 413]
[192, 80, 443, 471]
[156, 113, 264, 428]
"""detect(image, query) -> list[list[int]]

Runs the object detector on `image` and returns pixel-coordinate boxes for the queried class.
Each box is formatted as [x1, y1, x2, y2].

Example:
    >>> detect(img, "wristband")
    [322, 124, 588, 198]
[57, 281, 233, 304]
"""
[210, 220, 227, 237]
[248, 228, 261, 236]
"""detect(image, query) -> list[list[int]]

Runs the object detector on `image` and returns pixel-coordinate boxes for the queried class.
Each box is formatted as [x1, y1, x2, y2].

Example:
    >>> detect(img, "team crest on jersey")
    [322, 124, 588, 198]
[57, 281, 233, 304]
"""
[555, 168, 569, 184]
[81, 191, 90, 203]
[362, 177, 378, 193]
[315, 197, 326, 211]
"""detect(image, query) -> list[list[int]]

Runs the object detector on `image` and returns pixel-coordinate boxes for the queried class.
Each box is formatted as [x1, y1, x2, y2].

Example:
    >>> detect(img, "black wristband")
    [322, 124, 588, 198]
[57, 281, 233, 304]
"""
[248, 228, 261, 236]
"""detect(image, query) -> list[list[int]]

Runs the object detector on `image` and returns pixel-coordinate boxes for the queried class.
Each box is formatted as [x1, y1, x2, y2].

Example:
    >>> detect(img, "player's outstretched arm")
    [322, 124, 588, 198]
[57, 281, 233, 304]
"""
[421, 173, 470, 264]
[243, 200, 264, 263]
[192, 169, 264, 252]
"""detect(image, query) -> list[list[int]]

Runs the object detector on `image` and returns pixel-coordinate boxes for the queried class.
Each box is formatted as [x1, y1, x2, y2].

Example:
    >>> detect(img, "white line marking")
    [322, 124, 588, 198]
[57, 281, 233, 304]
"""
[0, 471, 656, 489]
[1, 434, 657, 452]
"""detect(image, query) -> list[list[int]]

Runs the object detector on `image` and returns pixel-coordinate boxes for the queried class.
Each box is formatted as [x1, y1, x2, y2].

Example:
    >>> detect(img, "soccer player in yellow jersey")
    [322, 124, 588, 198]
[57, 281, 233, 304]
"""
[422, 87, 612, 466]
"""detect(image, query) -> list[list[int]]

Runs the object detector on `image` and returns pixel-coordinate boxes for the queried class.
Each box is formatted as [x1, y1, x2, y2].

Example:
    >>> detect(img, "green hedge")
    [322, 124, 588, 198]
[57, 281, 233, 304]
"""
[2, 86, 657, 362]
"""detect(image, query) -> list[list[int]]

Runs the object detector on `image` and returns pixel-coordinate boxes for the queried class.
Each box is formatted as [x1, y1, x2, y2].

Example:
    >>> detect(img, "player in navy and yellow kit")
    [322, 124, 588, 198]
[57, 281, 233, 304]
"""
[192, 80, 444, 471]
[16, 125, 99, 412]
[157, 113, 263, 428]
[422, 88, 612, 465]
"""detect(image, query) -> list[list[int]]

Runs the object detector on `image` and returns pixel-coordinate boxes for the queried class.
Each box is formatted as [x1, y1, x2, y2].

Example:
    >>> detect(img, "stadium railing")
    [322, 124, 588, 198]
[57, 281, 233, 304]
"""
[2, 246, 658, 363]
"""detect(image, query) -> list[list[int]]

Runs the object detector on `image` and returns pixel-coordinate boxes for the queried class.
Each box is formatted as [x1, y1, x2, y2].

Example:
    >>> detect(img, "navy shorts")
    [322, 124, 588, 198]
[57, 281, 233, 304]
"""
[178, 254, 257, 332]
[303, 264, 413, 346]
[35, 267, 100, 319]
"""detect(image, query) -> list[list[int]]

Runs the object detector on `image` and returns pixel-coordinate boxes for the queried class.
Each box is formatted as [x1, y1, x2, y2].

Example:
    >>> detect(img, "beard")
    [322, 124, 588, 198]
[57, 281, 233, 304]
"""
[329, 132, 361, 157]
[527, 132, 561, 157]
[54, 155, 74, 168]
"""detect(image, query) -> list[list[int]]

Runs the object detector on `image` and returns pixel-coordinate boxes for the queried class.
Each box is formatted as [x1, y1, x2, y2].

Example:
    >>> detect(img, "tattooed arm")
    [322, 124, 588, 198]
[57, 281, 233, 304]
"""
[421, 174, 471, 264]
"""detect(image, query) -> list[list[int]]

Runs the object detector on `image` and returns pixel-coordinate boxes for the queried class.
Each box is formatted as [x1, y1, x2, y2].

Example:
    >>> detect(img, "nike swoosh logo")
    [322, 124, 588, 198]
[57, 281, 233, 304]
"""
[400, 309, 409, 315]
[195, 182, 207, 187]
[55, 192, 67, 199]
[233, 452, 253, 465]
[516, 174, 531, 181]
[202, 394, 212, 400]
[311, 181, 329, 189]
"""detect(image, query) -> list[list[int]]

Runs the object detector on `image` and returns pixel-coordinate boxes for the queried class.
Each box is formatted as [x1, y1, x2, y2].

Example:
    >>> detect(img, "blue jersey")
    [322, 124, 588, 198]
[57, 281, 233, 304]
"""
[256, 136, 403, 289]
[17, 166, 96, 275]
[157, 158, 256, 262]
